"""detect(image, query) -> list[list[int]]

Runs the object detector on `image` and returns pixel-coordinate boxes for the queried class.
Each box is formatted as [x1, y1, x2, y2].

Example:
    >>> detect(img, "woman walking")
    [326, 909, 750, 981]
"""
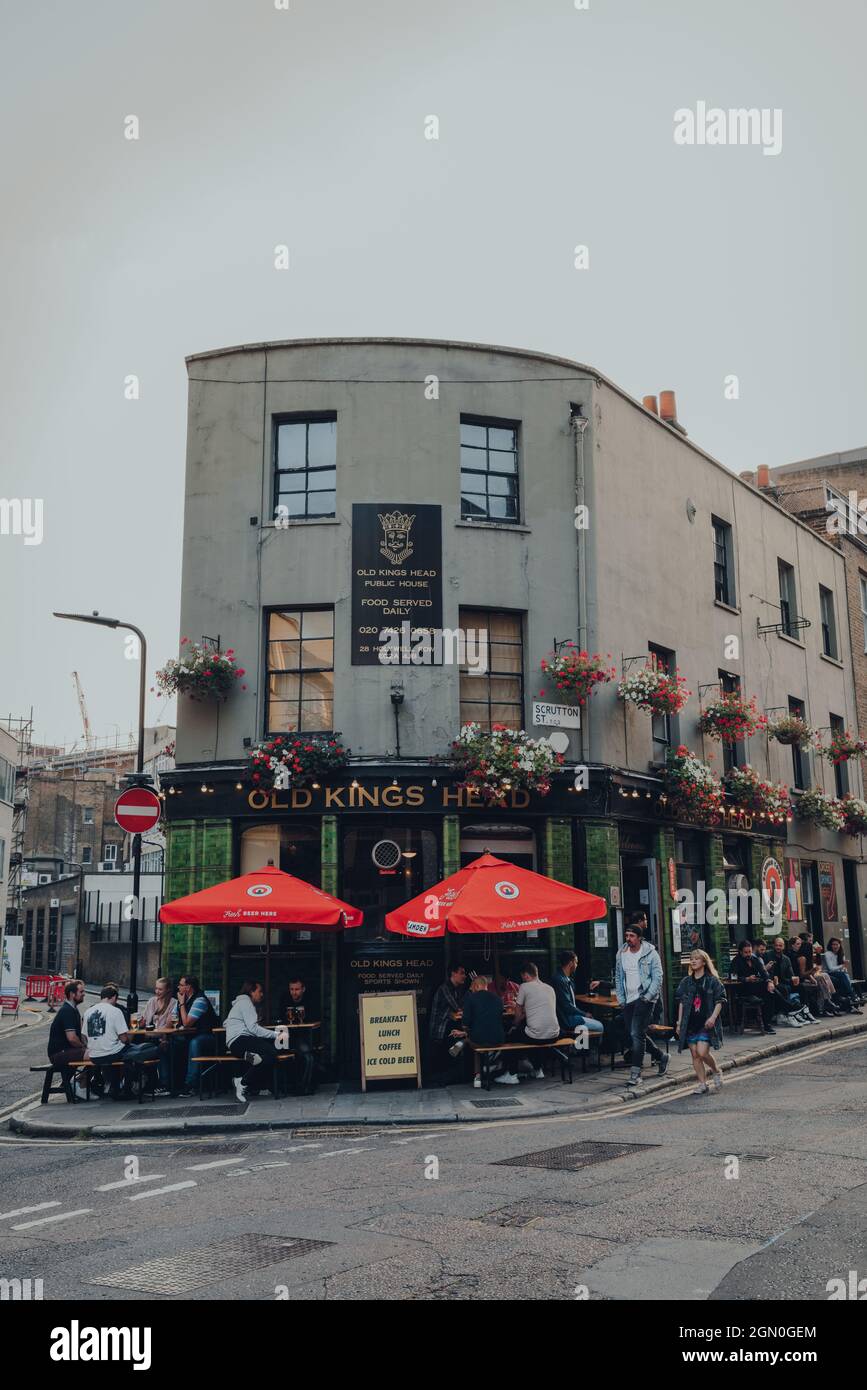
[675, 950, 726, 1095]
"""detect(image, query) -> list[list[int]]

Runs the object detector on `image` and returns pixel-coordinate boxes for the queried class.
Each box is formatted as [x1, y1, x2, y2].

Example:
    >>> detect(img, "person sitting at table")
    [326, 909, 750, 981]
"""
[785, 936, 821, 1017]
[277, 976, 316, 1095]
[730, 941, 776, 1033]
[552, 949, 604, 1049]
[822, 939, 862, 1013]
[511, 962, 560, 1079]
[488, 969, 520, 1009]
[136, 977, 179, 1093]
[47, 979, 87, 1095]
[806, 944, 842, 1016]
[174, 976, 220, 1096]
[452, 975, 510, 1087]
[83, 984, 161, 1100]
[224, 980, 284, 1102]
[428, 964, 468, 1081]
[764, 937, 815, 1025]
[752, 938, 769, 961]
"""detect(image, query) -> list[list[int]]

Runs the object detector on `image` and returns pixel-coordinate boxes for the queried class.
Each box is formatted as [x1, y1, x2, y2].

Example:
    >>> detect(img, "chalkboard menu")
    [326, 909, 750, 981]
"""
[351, 503, 443, 664]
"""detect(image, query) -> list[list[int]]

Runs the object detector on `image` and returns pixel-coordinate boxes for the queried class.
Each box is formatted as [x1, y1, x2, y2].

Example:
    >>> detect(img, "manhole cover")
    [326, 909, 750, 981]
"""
[170, 1143, 250, 1157]
[480, 1200, 580, 1228]
[90, 1234, 333, 1294]
[496, 1139, 657, 1170]
[123, 1105, 246, 1120]
[469, 1097, 522, 1108]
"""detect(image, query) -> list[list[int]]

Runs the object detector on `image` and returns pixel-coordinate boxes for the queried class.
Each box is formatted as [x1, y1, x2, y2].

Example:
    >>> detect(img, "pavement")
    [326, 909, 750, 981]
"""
[5, 996, 867, 1138]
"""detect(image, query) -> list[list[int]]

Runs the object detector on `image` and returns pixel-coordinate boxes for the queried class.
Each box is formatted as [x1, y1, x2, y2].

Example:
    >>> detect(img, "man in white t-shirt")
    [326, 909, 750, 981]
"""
[508, 963, 561, 1082]
[83, 985, 159, 1099]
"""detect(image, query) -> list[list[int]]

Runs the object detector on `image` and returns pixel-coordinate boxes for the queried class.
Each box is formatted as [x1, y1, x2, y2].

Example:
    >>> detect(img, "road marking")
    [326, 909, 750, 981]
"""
[266, 1144, 321, 1154]
[96, 1174, 166, 1191]
[0, 1200, 60, 1221]
[319, 1147, 372, 1157]
[127, 1180, 197, 1202]
[184, 1157, 247, 1171]
[12, 1207, 92, 1230]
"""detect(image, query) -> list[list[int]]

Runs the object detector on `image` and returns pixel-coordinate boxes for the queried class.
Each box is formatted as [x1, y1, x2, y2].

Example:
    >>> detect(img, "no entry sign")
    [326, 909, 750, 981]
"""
[115, 786, 162, 835]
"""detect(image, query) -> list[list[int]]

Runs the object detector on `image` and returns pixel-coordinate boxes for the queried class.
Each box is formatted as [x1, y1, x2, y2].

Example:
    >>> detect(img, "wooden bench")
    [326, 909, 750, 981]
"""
[191, 1053, 295, 1100]
[470, 1037, 597, 1091]
[31, 1059, 160, 1105]
[30, 1064, 76, 1105]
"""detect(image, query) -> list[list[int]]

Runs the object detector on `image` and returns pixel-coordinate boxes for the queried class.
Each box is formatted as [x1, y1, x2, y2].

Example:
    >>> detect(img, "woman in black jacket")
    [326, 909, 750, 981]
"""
[675, 950, 726, 1095]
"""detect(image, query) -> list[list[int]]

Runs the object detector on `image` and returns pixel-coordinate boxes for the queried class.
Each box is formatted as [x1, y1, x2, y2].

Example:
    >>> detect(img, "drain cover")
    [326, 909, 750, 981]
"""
[480, 1200, 580, 1228]
[469, 1097, 521, 1108]
[496, 1139, 657, 1170]
[124, 1105, 246, 1120]
[90, 1234, 333, 1294]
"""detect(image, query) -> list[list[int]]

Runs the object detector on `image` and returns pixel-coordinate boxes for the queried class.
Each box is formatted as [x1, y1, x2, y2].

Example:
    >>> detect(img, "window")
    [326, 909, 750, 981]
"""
[819, 585, 838, 659]
[273, 416, 336, 520]
[860, 575, 867, 653]
[778, 560, 798, 637]
[0, 755, 14, 805]
[712, 517, 735, 606]
[460, 418, 519, 522]
[103, 843, 118, 862]
[719, 670, 744, 772]
[649, 643, 678, 752]
[81, 845, 92, 865]
[789, 697, 810, 790]
[82, 806, 94, 824]
[459, 609, 524, 730]
[266, 608, 335, 733]
[830, 714, 849, 798]
[0, 838, 4, 880]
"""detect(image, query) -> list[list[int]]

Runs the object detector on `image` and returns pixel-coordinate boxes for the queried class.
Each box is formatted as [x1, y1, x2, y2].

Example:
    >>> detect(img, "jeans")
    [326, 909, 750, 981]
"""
[230, 1034, 280, 1090]
[623, 998, 663, 1078]
[90, 1042, 160, 1093]
[184, 1033, 217, 1087]
[508, 1023, 559, 1071]
[573, 1015, 604, 1036]
[828, 969, 856, 1002]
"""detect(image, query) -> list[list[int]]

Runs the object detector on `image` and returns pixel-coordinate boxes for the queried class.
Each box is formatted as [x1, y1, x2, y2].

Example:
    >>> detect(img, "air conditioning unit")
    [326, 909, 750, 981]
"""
[38, 873, 51, 885]
[98, 861, 118, 873]
[50, 898, 60, 908]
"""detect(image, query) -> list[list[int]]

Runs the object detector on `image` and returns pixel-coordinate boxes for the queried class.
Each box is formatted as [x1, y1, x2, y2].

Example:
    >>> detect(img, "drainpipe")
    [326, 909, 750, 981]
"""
[571, 409, 590, 763]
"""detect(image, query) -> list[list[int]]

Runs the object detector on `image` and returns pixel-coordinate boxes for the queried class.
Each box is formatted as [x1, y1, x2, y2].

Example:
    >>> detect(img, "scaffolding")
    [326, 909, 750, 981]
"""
[1, 710, 33, 935]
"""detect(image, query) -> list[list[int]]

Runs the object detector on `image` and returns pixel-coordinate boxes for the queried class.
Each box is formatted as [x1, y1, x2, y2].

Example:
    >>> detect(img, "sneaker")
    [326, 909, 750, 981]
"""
[657, 1054, 670, 1077]
[693, 1083, 709, 1095]
[764, 1025, 777, 1034]
[710, 1072, 723, 1092]
[800, 1010, 819, 1024]
[494, 1072, 518, 1085]
[776, 1014, 798, 1028]
[233, 1076, 248, 1103]
[473, 1076, 482, 1088]
[533, 1067, 546, 1080]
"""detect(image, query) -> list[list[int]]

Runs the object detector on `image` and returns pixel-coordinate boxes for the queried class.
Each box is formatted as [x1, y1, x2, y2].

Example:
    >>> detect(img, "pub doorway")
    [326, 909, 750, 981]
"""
[842, 860, 864, 979]
[457, 822, 542, 991]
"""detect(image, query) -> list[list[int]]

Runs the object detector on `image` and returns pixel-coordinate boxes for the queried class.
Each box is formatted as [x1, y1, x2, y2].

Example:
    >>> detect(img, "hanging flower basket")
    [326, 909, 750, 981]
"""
[698, 692, 766, 744]
[618, 664, 690, 716]
[155, 639, 246, 703]
[663, 745, 724, 824]
[248, 734, 349, 790]
[539, 646, 615, 706]
[793, 787, 845, 832]
[818, 729, 867, 765]
[767, 715, 814, 750]
[839, 795, 867, 835]
[449, 723, 563, 805]
[723, 765, 791, 823]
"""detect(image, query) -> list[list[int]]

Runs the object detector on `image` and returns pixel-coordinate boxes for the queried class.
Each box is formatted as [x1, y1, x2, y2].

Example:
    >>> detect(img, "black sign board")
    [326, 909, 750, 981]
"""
[351, 503, 443, 665]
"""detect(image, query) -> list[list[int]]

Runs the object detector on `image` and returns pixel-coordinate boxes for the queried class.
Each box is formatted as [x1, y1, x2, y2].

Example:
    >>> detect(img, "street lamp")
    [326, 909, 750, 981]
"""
[53, 611, 149, 1015]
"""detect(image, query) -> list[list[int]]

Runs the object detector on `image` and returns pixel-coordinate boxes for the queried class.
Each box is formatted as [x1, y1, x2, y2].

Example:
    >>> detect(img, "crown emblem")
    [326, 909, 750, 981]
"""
[378, 510, 416, 564]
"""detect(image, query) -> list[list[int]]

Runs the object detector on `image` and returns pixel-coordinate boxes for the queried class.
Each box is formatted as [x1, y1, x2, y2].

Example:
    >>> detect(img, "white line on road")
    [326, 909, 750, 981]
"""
[96, 1174, 166, 1191]
[127, 1180, 197, 1202]
[319, 1148, 373, 1157]
[184, 1157, 248, 1171]
[0, 1200, 60, 1221]
[267, 1144, 321, 1153]
[12, 1207, 92, 1230]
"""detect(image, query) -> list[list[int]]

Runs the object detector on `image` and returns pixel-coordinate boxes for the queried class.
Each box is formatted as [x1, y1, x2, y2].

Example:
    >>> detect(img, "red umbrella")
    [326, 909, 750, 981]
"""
[385, 852, 607, 938]
[159, 864, 363, 929]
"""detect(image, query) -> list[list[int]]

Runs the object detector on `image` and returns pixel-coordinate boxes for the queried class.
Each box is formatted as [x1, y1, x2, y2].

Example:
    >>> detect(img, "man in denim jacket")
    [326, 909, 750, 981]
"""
[615, 913, 668, 1089]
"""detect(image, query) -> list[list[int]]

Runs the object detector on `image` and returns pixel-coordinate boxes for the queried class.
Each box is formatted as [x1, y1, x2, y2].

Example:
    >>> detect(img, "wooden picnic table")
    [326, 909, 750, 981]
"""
[268, 1021, 321, 1031]
[127, 1026, 194, 1037]
[574, 993, 620, 1010]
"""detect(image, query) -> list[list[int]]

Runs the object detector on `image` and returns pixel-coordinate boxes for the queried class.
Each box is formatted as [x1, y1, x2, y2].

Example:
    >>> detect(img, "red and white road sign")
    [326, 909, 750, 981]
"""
[115, 786, 162, 835]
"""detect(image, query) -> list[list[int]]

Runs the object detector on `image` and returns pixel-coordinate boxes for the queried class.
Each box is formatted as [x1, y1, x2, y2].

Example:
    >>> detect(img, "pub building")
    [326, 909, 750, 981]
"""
[161, 337, 867, 1079]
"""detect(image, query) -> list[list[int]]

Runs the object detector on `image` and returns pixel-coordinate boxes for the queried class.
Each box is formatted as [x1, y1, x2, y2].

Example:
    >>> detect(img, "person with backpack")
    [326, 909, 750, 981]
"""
[674, 950, 726, 1094]
[174, 975, 220, 1095]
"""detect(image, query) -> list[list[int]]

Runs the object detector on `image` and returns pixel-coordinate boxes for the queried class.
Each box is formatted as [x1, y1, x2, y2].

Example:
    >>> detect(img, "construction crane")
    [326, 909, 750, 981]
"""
[71, 671, 94, 752]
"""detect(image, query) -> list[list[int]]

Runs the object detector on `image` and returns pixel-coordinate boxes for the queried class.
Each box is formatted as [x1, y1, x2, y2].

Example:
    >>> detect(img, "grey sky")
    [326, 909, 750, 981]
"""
[2, 0, 865, 746]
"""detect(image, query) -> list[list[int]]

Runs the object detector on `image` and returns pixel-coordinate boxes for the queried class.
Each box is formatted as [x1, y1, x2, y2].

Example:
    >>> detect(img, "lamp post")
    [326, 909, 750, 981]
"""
[53, 611, 149, 1016]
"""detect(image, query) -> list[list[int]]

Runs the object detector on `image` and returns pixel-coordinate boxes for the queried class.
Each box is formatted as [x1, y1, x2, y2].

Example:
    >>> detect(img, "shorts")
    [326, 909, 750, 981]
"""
[686, 1031, 711, 1045]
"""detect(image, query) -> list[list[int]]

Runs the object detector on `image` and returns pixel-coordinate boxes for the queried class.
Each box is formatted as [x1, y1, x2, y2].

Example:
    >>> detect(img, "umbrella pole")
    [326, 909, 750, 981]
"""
[265, 927, 271, 1015]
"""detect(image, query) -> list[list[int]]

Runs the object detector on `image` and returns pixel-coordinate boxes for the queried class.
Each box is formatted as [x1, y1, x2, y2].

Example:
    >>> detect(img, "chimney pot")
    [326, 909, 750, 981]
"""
[757, 464, 770, 489]
[642, 395, 659, 415]
[659, 390, 677, 423]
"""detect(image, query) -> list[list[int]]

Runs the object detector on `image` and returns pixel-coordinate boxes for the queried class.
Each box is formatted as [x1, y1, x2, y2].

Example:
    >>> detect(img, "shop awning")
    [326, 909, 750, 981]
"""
[384, 852, 606, 938]
[159, 864, 363, 930]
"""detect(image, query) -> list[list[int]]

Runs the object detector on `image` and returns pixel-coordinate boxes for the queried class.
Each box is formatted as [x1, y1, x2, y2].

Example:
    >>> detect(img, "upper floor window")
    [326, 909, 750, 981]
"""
[103, 843, 118, 862]
[830, 713, 849, 798]
[459, 608, 523, 730]
[719, 670, 744, 772]
[861, 575, 867, 653]
[712, 518, 735, 606]
[649, 643, 678, 752]
[778, 560, 799, 638]
[819, 585, 838, 659]
[266, 608, 334, 733]
[81, 845, 92, 864]
[83, 806, 94, 824]
[460, 418, 519, 523]
[788, 696, 810, 790]
[273, 416, 336, 521]
[0, 755, 14, 806]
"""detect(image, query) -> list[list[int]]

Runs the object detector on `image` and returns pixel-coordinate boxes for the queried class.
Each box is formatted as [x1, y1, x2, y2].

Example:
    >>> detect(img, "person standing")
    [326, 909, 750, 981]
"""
[675, 950, 725, 1094]
[615, 914, 668, 1090]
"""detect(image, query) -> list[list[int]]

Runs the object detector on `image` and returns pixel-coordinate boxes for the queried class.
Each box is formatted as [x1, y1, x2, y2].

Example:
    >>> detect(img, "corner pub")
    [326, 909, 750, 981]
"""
[161, 337, 867, 1081]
